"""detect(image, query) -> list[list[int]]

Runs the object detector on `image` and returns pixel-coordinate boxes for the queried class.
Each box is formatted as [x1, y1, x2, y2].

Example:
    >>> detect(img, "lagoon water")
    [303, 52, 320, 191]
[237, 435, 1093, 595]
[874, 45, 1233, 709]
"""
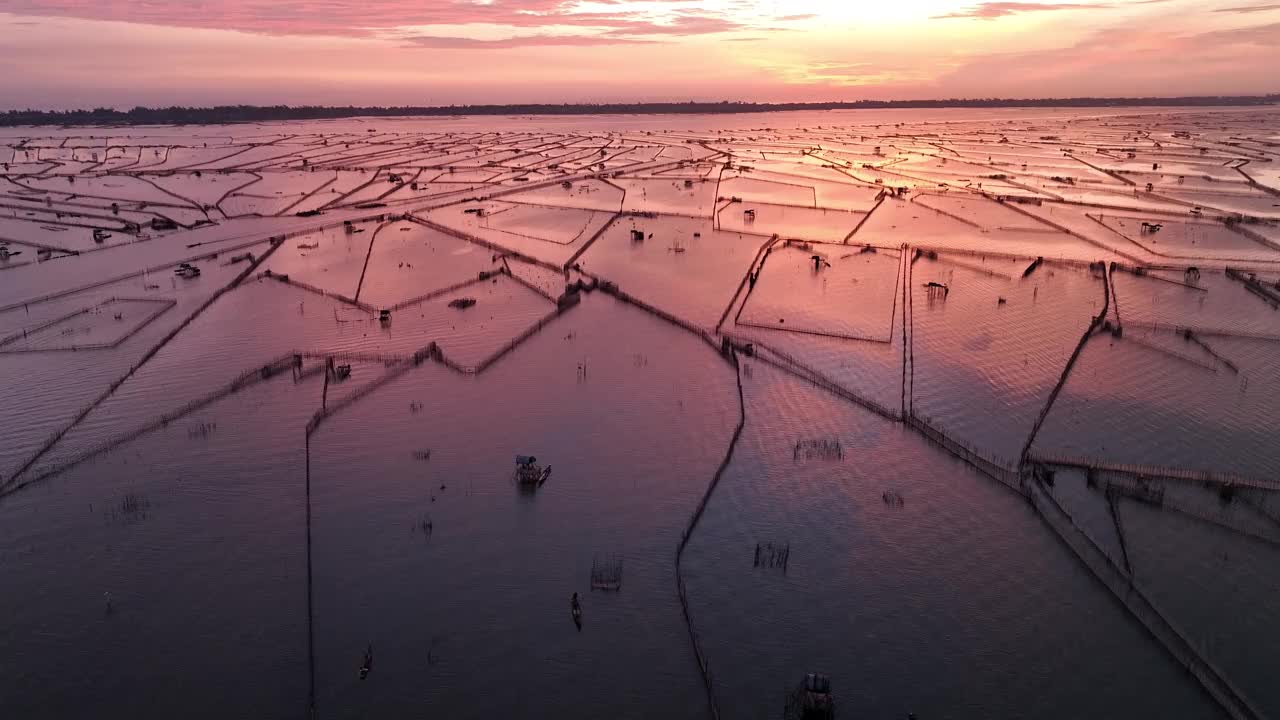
[2, 108, 1278, 719]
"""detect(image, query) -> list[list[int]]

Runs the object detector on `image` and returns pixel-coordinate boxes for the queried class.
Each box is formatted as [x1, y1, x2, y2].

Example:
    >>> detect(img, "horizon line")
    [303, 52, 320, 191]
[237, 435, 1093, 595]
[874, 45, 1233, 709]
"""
[5, 94, 1279, 127]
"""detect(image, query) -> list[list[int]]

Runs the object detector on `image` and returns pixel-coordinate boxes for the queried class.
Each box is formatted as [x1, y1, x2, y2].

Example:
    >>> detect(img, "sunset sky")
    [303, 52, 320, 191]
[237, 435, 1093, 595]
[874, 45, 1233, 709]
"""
[1, 0, 1278, 109]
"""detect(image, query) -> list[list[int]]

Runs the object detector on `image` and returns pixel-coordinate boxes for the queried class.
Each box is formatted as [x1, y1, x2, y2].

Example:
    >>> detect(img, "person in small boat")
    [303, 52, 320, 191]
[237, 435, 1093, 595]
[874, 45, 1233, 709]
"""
[359, 644, 373, 680]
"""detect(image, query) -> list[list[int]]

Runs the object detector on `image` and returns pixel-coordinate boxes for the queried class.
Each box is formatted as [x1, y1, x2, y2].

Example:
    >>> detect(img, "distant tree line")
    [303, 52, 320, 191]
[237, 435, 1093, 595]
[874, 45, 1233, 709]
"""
[3, 96, 1277, 127]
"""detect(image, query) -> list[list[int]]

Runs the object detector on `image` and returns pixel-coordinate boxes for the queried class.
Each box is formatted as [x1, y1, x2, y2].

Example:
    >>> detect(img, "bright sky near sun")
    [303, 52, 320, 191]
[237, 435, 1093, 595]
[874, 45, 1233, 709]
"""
[0, 0, 1277, 109]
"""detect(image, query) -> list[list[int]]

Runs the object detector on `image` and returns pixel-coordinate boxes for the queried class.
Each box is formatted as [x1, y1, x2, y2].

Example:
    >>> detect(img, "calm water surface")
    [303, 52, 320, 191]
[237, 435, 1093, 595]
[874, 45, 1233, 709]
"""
[3, 109, 1279, 719]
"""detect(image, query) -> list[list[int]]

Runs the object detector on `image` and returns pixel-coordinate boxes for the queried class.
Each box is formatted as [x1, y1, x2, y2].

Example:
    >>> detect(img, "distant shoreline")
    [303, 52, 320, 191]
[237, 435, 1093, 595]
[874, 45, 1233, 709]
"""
[3, 96, 1277, 127]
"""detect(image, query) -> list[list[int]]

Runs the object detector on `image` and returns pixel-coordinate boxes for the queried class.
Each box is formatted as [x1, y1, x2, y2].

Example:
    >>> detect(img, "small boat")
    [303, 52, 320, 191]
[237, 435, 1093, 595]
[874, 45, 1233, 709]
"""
[784, 673, 834, 720]
[358, 644, 373, 680]
[514, 455, 552, 487]
[296, 242, 319, 250]
[447, 297, 477, 310]
[174, 263, 201, 278]
[332, 364, 352, 381]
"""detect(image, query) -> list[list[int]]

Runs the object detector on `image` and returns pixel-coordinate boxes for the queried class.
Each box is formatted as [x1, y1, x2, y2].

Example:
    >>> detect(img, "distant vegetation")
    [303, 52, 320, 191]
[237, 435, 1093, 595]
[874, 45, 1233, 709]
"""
[3, 96, 1278, 127]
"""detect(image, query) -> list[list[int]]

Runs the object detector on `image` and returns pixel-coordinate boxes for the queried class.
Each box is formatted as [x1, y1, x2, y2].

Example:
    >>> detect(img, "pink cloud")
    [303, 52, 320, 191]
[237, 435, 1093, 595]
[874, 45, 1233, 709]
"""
[403, 34, 657, 48]
[931, 1, 1169, 20]
[1193, 19, 1280, 41]
[1214, 3, 1280, 12]
[0, 1, 751, 39]
[604, 14, 747, 36]
[929, 21, 1280, 96]
[933, 2, 1107, 19]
